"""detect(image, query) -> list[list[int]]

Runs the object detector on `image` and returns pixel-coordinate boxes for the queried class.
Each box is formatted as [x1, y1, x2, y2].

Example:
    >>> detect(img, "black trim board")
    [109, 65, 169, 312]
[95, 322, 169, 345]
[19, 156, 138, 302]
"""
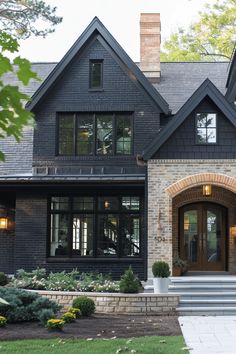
[143, 78, 236, 159]
[26, 17, 169, 115]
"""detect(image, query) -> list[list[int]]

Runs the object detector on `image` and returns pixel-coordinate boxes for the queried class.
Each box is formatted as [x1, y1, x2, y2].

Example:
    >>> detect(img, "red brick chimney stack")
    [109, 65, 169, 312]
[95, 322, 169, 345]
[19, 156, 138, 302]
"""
[140, 13, 161, 83]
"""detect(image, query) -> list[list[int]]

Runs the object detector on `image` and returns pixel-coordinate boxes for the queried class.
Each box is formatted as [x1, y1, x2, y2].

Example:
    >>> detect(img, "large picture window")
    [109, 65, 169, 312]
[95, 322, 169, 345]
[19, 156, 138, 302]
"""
[57, 113, 132, 156]
[49, 195, 142, 258]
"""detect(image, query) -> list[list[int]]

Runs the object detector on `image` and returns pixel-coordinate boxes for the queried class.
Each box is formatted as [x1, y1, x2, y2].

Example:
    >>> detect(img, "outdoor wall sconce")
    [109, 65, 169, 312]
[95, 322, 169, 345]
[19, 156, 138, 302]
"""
[231, 226, 236, 237]
[0, 217, 8, 230]
[203, 185, 212, 196]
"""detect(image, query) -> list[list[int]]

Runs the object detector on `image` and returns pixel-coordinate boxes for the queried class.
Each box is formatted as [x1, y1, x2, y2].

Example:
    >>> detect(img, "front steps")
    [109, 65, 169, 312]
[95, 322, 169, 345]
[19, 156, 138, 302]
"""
[145, 276, 236, 315]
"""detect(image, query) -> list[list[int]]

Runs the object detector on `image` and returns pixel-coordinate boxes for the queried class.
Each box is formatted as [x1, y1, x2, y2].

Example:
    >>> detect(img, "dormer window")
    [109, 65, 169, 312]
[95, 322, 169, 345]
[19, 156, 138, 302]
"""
[90, 60, 103, 89]
[196, 113, 217, 144]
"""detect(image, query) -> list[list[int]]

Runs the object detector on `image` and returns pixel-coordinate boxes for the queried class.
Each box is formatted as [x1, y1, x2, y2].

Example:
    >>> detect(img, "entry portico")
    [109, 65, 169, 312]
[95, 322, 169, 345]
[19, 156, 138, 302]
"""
[147, 161, 236, 277]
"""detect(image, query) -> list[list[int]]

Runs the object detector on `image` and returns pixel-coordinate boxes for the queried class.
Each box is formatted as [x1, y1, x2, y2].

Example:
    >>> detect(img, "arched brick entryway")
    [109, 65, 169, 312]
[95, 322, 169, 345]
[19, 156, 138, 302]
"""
[147, 160, 236, 278]
[166, 173, 236, 197]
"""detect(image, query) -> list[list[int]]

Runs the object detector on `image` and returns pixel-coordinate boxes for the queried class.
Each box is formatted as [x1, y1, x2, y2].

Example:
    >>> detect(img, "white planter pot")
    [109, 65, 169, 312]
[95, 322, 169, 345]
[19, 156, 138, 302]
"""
[153, 277, 169, 293]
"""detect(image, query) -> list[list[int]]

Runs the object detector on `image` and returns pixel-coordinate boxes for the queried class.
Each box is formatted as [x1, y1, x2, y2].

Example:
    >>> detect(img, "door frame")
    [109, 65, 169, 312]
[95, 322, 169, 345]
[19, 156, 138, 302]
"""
[178, 202, 227, 271]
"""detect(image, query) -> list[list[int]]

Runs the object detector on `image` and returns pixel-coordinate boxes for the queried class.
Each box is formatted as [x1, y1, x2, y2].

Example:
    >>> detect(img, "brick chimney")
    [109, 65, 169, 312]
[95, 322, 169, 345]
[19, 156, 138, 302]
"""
[140, 13, 161, 83]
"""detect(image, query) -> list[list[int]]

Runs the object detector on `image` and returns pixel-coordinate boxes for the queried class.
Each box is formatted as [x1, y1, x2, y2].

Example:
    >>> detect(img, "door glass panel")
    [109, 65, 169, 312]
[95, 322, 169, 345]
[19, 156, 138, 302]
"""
[207, 210, 221, 262]
[183, 210, 198, 263]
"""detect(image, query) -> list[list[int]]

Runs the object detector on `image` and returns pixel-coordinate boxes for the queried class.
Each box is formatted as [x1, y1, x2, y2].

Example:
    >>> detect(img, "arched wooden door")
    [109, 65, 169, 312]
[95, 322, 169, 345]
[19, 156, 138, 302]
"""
[179, 203, 226, 271]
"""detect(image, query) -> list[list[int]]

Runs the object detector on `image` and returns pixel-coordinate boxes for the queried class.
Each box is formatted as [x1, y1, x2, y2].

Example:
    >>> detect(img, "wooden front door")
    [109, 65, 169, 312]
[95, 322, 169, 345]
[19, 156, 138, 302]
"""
[179, 203, 226, 271]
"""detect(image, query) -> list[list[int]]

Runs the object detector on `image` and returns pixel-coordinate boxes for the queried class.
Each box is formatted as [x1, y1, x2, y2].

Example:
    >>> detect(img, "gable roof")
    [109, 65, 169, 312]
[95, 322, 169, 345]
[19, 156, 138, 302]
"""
[143, 78, 236, 160]
[26, 17, 169, 114]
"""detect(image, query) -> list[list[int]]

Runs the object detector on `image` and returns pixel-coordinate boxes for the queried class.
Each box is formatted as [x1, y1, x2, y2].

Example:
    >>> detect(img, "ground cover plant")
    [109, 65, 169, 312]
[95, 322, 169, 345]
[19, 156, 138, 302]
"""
[0, 336, 187, 354]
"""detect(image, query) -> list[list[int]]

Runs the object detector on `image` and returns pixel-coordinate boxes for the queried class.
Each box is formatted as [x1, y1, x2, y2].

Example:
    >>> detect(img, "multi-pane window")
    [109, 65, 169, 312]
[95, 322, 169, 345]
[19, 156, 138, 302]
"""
[196, 113, 217, 144]
[90, 60, 103, 89]
[58, 113, 132, 155]
[49, 195, 142, 258]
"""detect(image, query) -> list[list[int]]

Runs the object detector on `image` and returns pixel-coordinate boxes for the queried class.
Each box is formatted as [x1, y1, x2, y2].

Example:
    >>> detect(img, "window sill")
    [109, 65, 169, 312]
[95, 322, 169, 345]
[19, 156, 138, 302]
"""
[46, 257, 143, 263]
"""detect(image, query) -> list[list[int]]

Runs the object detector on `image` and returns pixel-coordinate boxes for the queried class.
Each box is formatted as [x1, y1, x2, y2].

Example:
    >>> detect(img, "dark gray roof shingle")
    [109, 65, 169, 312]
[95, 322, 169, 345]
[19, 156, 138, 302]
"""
[156, 62, 229, 113]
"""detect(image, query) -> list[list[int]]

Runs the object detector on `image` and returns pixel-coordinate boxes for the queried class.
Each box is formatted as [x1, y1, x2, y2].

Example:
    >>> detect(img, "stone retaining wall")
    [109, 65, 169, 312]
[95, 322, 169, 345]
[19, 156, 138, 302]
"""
[34, 290, 179, 315]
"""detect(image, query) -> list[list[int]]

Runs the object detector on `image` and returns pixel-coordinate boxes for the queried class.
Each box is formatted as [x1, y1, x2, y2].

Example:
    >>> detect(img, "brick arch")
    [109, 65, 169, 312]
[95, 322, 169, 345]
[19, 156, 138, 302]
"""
[166, 173, 236, 197]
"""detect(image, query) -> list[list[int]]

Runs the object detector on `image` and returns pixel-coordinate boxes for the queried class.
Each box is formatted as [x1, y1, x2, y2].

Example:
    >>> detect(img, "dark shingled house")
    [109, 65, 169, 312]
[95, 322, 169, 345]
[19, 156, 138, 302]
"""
[0, 14, 236, 280]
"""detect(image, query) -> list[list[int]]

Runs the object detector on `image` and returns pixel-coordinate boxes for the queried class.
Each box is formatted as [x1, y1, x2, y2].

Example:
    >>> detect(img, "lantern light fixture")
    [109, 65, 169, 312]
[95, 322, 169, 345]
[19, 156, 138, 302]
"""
[203, 185, 212, 196]
[0, 217, 8, 230]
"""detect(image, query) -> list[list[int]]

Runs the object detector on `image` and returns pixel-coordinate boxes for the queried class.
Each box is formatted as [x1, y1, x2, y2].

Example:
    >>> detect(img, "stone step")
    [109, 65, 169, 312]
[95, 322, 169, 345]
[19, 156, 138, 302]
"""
[180, 292, 236, 300]
[170, 277, 236, 286]
[168, 284, 236, 292]
[177, 306, 236, 316]
[179, 299, 236, 307]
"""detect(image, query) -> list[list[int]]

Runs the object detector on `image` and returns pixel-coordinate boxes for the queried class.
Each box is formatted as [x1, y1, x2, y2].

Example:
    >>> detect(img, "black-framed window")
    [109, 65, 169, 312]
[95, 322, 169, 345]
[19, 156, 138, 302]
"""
[57, 113, 133, 156]
[196, 113, 217, 144]
[49, 195, 142, 258]
[90, 60, 103, 89]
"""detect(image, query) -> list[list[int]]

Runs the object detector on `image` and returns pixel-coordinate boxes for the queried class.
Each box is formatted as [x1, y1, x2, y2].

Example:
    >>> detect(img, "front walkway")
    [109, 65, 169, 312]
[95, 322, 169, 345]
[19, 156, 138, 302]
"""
[179, 316, 236, 354]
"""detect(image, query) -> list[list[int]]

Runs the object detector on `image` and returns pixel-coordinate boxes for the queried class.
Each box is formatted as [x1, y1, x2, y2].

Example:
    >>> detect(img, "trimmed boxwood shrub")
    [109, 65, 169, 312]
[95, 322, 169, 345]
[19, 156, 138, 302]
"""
[0, 272, 8, 286]
[152, 261, 170, 278]
[72, 296, 95, 316]
[0, 288, 61, 323]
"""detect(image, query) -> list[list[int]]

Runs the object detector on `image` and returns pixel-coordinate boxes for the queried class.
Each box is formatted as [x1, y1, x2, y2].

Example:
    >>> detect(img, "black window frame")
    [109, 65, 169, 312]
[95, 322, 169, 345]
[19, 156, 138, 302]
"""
[56, 112, 133, 156]
[195, 112, 218, 145]
[89, 59, 103, 90]
[48, 195, 143, 259]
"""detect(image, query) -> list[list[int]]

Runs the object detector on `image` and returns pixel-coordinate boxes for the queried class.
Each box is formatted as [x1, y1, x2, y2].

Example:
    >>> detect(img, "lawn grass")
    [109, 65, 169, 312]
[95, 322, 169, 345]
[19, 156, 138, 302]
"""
[0, 336, 187, 354]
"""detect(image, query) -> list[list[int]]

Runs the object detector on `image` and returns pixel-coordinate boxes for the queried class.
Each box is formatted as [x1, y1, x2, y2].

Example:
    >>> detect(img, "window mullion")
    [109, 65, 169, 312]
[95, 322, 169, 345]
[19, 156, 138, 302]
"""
[94, 113, 97, 155]
[113, 113, 115, 155]
[74, 114, 77, 156]
[93, 197, 97, 257]
[68, 198, 73, 257]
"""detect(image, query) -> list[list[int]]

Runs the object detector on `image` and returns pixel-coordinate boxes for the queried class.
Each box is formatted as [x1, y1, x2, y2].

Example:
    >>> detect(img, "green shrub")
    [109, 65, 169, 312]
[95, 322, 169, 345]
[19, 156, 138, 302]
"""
[61, 312, 76, 323]
[119, 266, 141, 293]
[46, 319, 65, 330]
[0, 315, 7, 327]
[69, 307, 81, 318]
[38, 309, 56, 325]
[72, 296, 95, 316]
[0, 288, 60, 323]
[152, 261, 170, 278]
[0, 272, 8, 286]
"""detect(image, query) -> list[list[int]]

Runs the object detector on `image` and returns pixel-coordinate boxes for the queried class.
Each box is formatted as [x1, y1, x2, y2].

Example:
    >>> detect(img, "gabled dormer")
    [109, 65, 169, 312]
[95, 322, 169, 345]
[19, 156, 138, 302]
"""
[28, 16, 169, 176]
[144, 79, 236, 160]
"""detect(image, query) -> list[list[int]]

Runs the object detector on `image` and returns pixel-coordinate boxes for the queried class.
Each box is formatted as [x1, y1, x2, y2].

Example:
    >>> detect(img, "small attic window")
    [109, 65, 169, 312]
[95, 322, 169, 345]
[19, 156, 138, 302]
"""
[196, 113, 217, 144]
[90, 60, 103, 89]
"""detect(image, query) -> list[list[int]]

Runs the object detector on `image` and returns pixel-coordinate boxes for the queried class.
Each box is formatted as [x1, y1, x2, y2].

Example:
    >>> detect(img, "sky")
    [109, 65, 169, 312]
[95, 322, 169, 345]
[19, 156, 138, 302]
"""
[18, 0, 209, 63]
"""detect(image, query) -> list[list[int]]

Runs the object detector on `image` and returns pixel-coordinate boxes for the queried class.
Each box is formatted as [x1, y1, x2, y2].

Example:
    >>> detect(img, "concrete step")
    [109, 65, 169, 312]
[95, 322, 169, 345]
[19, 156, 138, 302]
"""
[168, 284, 236, 292]
[179, 299, 236, 307]
[177, 306, 236, 316]
[180, 292, 236, 300]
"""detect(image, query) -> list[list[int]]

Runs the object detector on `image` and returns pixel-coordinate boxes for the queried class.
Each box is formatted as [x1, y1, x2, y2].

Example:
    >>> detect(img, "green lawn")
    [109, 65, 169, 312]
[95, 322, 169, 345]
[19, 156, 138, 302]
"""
[0, 336, 187, 354]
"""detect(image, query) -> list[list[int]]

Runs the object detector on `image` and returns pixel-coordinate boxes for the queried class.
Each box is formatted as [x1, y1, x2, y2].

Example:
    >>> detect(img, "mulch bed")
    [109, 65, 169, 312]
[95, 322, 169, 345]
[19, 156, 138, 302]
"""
[0, 314, 181, 340]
